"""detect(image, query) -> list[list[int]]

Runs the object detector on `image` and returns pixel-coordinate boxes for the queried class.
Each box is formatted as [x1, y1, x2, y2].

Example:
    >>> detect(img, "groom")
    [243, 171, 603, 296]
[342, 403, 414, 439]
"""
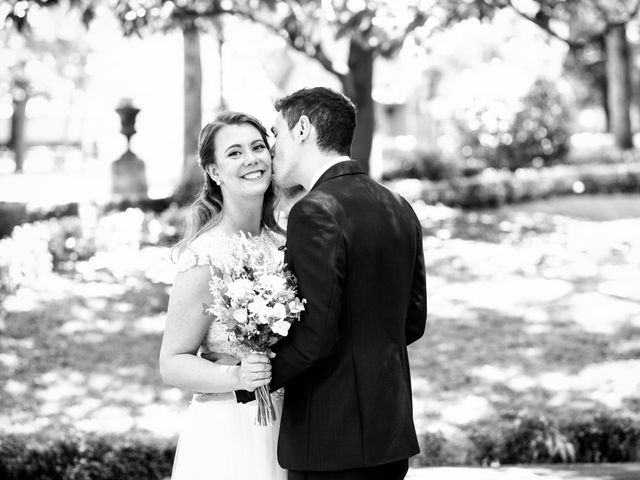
[239, 87, 427, 480]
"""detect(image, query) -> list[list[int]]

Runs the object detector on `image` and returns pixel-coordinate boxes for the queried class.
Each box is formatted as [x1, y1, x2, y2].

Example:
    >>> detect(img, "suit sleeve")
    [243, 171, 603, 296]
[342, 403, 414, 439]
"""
[405, 217, 427, 346]
[268, 198, 346, 390]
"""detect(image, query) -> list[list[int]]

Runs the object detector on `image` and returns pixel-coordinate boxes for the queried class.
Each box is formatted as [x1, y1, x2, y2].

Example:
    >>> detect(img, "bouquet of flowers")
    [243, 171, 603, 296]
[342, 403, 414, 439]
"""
[205, 233, 305, 425]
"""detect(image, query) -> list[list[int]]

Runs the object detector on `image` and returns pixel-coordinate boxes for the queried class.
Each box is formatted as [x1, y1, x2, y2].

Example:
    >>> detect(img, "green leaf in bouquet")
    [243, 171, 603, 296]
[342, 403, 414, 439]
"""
[210, 264, 224, 279]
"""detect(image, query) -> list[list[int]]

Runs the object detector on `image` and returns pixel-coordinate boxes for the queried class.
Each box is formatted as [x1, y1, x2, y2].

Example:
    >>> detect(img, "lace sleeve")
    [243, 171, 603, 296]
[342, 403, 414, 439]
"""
[175, 237, 213, 273]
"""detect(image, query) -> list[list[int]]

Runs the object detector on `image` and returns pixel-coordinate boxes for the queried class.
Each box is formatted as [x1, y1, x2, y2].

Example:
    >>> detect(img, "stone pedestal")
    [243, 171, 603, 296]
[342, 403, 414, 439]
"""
[111, 150, 148, 202]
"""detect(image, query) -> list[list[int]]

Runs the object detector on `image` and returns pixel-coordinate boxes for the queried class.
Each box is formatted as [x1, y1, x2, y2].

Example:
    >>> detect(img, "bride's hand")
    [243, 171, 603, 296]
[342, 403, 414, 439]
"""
[236, 353, 271, 392]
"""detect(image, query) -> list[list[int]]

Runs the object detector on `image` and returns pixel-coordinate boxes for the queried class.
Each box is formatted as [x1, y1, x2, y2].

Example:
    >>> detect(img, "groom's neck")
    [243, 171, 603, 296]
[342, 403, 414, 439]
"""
[299, 151, 348, 189]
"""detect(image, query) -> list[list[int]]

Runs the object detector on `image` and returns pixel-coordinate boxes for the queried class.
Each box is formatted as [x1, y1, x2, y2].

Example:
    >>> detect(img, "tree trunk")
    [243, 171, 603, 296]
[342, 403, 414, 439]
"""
[213, 16, 227, 110]
[341, 39, 374, 174]
[175, 22, 204, 204]
[604, 23, 633, 149]
[595, 35, 610, 132]
[9, 79, 29, 173]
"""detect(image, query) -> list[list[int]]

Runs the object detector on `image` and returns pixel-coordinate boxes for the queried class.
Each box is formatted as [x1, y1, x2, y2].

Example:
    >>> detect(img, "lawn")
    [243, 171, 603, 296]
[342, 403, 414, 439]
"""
[409, 194, 640, 443]
[1, 194, 639, 446]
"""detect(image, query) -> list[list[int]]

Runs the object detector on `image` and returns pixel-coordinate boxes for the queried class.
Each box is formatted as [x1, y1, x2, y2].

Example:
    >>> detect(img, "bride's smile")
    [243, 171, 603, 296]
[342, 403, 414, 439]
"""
[209, 123, 273, 196]
[241, 168, 267, 181]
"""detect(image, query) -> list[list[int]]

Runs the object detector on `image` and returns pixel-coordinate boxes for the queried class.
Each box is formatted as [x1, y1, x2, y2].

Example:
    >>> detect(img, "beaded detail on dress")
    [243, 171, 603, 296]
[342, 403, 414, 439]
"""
[175, 228, 285, 358]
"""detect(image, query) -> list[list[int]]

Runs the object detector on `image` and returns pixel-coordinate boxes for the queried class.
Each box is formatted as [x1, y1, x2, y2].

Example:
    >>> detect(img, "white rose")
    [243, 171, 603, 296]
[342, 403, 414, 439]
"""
[248, 297, 269, 315]
[248, 298, 271, 324]
[226, 279, 254, 302]
[271, 320, 291, 336]
[233, 308, 248, 324]
[269, 303, 287, 321]
[259, 274, 287, 294]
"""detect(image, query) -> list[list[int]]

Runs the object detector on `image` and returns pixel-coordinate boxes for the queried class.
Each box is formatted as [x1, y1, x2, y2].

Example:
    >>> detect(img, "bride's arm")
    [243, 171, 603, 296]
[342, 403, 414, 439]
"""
[159, 266, 271, 393]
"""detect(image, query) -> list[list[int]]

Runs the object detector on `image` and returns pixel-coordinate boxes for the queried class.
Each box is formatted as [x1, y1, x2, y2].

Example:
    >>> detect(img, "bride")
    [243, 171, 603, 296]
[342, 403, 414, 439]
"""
[160, 111, 287, 480]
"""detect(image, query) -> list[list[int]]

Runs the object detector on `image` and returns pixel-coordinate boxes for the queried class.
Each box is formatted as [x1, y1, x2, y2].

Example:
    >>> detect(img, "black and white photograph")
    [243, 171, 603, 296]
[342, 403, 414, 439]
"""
[1, 1, 639, 479]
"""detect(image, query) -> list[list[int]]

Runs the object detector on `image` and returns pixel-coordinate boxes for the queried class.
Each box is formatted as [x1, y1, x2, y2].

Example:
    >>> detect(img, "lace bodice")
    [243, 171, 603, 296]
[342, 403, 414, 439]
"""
[176, 228, 285, 358]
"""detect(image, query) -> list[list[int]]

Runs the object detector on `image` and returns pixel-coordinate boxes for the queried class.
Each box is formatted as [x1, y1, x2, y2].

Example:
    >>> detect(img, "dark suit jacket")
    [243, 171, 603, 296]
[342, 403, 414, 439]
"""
[239, 161, 426, 471]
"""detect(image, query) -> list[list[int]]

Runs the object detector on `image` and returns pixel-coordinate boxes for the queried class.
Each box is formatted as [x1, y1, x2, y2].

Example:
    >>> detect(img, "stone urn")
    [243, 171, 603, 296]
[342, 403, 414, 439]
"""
[111, 99, 148, 202]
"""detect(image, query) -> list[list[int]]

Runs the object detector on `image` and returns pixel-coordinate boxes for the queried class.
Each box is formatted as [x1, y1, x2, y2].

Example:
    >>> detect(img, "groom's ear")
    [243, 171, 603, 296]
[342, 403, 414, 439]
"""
[295, 115, 311, 142]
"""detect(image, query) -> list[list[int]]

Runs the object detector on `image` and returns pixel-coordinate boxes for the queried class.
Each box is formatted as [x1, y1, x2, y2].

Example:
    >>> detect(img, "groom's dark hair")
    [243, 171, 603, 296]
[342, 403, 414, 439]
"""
[274, 87, 356, 157]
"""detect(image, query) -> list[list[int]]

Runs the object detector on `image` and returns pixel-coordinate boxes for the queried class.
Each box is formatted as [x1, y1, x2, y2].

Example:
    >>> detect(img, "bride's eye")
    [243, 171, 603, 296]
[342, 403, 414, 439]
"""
[253, 144, 266, 151]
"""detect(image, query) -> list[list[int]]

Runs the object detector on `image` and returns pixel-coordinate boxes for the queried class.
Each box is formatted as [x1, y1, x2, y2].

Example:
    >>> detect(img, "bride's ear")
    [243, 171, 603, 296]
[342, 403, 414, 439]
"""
[205, 164, 221, 185]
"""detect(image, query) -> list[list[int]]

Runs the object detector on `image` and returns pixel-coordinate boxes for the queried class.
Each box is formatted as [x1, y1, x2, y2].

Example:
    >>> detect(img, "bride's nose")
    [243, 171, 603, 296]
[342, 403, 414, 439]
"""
[244, 150, 258, 165]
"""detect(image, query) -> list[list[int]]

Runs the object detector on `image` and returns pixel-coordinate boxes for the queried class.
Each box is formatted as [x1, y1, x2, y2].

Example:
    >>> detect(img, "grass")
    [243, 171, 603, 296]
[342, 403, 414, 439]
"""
[408, 194, 640, 441]
[0, 194, 639, 446]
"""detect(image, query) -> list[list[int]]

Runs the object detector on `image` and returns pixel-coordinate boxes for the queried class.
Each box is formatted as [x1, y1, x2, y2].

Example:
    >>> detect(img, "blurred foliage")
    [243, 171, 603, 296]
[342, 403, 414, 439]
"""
[0, 223, 53, 301]
[415, 431, 458, 467]
[412, 411, 640, 467]
[456, 78, 572, 171]
[0, 412, 638, 475]
[3, 0, 429, 79]
[0, 203, 28, 240]
[567, 412, 640, 462]
[391, 162, 640, 209]
[381, 148, 481, 182]
[2, 0, 499, 174]
[0, 433, 174, 480]
[501, 415, 576, 464]
[500, 0, 640, 46]
[563, 39, 607, 112]
[502, 79, 572, 168]
[0, 205, 183, 305]
[46, 217, 97, 270]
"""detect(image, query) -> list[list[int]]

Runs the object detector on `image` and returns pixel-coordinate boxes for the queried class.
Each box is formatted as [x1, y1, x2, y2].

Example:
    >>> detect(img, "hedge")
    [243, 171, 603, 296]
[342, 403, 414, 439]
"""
[388, 162, 640, 209]
[412, 411, 640, 467]
[0, 434, 174, 480]
[1, 411, 638, 477]
[0, 198, 173, 239]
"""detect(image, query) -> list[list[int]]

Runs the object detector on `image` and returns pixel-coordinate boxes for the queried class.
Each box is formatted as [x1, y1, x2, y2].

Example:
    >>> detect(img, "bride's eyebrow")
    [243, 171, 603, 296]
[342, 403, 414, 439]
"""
[224, 144, 242, 153]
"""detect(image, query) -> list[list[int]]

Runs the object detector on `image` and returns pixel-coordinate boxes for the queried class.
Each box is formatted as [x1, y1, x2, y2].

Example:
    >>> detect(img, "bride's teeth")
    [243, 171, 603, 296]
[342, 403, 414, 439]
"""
[243, 171, 263, 180]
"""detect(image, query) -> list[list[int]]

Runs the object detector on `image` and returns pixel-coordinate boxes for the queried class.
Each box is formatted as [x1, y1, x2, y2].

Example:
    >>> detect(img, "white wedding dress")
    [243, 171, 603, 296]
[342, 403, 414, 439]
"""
[171, 228, 287, 480]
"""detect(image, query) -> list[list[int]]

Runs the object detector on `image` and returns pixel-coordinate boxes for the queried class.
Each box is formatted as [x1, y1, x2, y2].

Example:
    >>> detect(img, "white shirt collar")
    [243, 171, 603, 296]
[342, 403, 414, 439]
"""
[308, 156, 351, 191]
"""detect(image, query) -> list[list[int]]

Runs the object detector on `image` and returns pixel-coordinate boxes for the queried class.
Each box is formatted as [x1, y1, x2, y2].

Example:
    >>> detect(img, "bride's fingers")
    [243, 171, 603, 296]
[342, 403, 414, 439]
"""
[247, 363, 271, 373]
[243, 353, 271, 364]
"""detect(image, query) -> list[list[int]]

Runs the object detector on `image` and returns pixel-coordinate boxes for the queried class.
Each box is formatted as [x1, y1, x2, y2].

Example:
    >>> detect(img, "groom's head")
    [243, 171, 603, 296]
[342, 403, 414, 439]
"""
[271, 87, 356, 187]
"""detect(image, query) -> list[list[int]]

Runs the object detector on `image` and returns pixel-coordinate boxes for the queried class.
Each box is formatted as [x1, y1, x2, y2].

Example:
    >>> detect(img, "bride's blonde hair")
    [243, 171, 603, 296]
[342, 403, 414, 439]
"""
[175, 111, 283, 255]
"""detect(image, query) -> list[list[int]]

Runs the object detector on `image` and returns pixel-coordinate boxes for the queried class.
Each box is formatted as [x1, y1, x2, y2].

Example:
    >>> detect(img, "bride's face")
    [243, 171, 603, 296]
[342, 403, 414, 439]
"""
[210, 123, 272, 198]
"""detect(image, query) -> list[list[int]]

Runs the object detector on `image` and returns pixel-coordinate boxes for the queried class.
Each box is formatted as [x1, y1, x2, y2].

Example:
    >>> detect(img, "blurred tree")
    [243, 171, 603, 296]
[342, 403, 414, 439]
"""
[3, 0, 231, 201]
[41, 0, 427, 178]
[455, 78, 572, 171]
[105, 2, 235, 204]
[1, 3, 89, 172]
[242, 0, 428, 173]
[503, 0, 640, 149]
[563, 38, 609, 130]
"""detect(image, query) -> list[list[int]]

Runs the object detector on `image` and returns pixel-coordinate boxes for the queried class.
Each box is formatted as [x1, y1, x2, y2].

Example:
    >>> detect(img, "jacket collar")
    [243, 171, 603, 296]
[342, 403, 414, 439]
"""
[310, 159, 365, 191]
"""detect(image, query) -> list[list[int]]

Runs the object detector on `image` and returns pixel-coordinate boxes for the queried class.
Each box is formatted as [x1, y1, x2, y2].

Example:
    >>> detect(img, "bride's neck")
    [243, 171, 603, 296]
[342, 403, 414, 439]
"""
[218, 197, 263, 236]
